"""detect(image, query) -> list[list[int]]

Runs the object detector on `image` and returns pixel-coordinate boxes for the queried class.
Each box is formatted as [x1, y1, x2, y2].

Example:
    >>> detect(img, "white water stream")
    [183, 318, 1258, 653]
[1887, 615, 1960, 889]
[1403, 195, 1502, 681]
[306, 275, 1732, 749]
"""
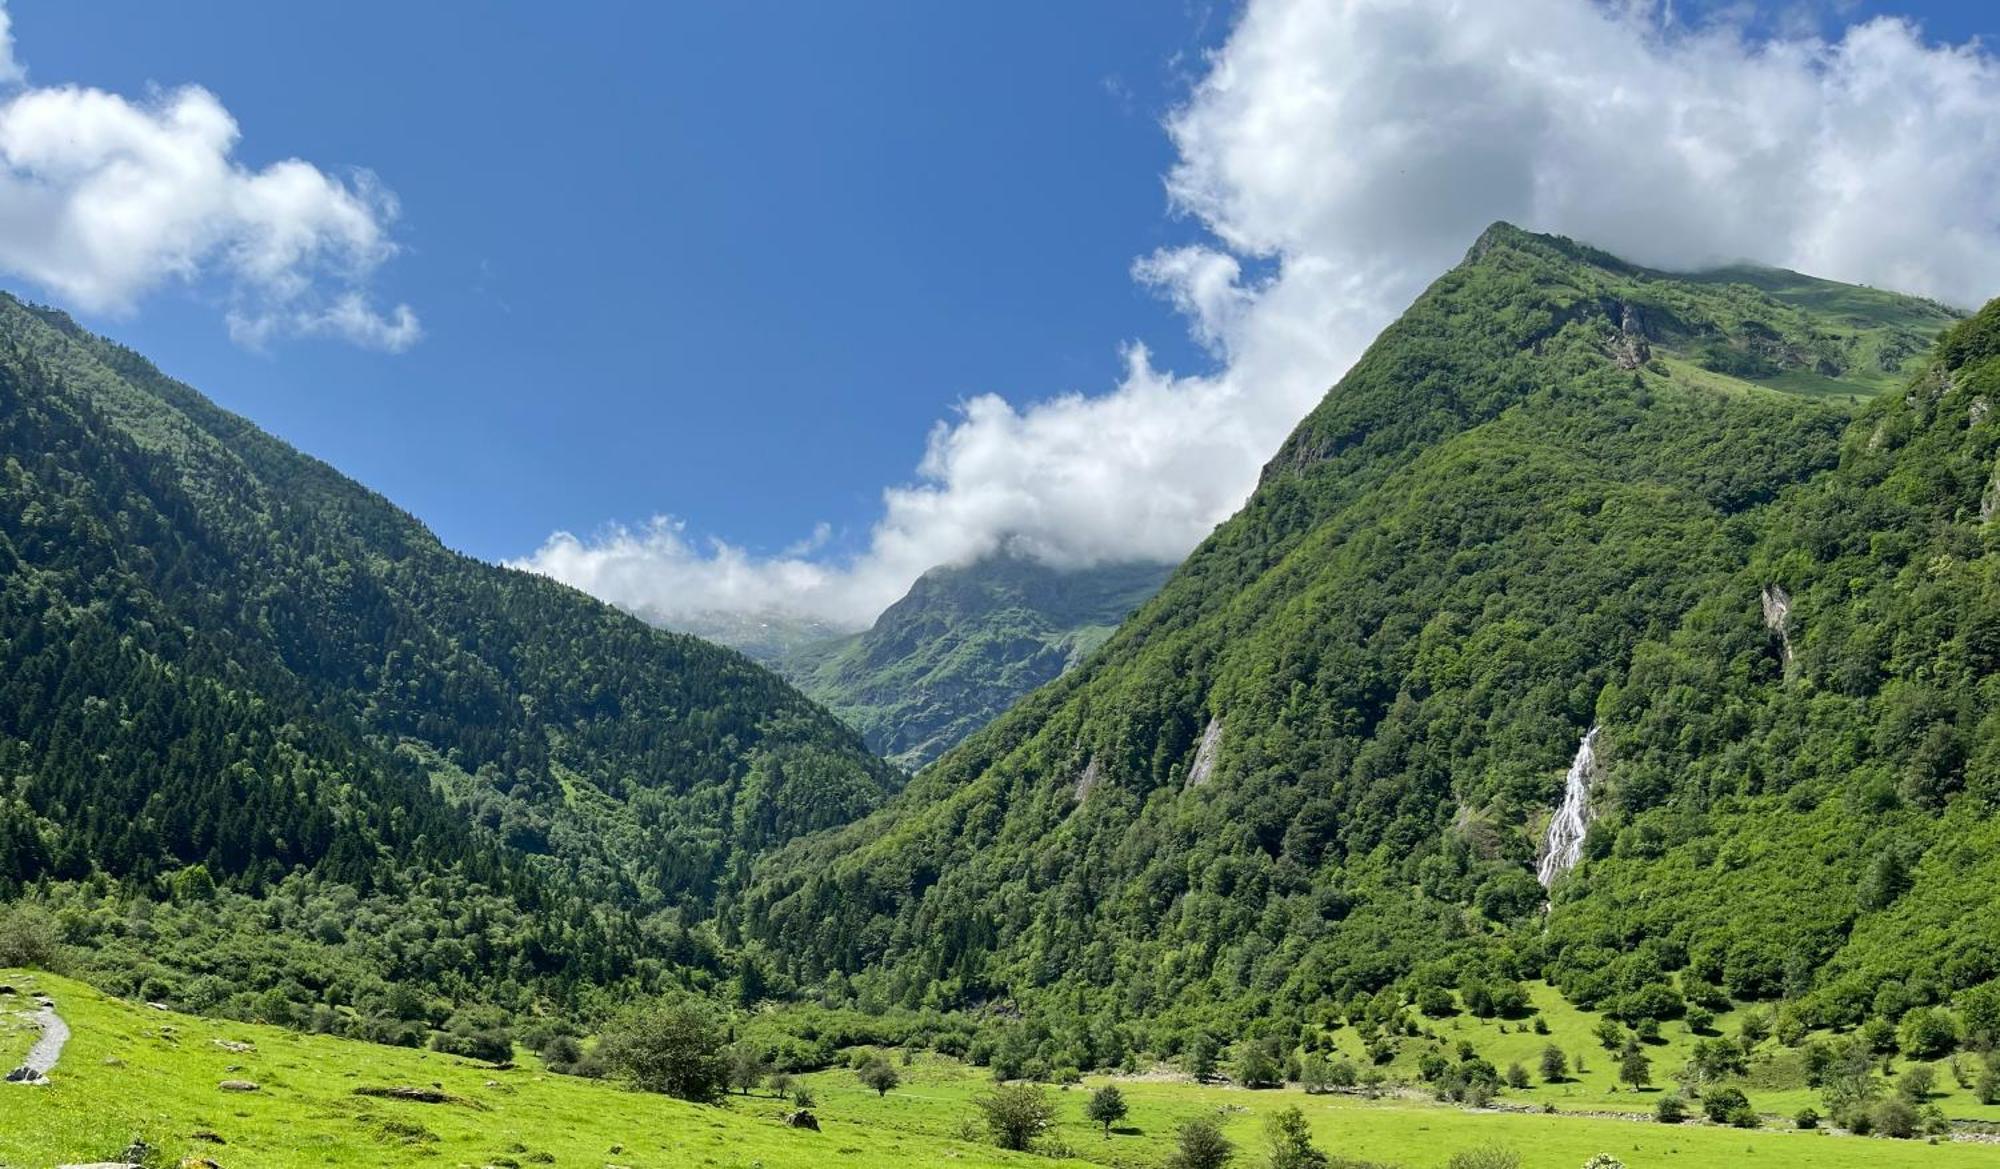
[1536, 726, 1600, 889]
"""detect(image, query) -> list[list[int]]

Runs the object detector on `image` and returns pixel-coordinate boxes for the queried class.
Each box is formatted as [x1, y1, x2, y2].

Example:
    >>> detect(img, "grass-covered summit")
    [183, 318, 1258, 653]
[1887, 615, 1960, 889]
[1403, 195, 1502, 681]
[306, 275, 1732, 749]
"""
[740, 224, 1982, 1056]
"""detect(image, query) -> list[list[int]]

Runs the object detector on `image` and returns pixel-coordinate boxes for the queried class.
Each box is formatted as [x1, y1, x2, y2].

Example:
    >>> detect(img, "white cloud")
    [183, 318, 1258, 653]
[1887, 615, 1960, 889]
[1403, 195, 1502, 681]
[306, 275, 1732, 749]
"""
[0, 7, 415, 349]
[522, 0, 2000, 632]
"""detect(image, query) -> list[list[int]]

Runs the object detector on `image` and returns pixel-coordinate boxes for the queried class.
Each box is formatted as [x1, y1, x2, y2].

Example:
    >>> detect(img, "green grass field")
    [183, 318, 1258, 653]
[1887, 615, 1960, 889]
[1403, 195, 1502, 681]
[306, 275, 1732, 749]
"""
[6, 970, 2000, 1169]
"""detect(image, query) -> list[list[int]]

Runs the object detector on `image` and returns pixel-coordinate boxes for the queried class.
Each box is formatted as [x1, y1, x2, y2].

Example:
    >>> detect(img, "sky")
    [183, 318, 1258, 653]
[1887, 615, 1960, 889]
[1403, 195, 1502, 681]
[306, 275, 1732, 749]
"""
[4, 1, 2000, 632]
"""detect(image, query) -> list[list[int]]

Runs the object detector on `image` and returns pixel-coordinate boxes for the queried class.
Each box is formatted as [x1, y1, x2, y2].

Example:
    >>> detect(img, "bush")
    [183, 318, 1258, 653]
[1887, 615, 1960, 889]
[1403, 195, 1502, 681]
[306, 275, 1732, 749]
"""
[595, 996, 729, 1104]
[1653, 1095, 1685, 1124]
[1165, 1114, 1234, 1169]
[1701, 1086, 1755, 1127]
[1899, 1007, 1959, 1060]
[1444, 1146, 1521, 1169]
[1794, 1107, 1819, 1130]
[856, 1055, 900, 1097]
[976, 1083, 1055, 1152]
[1873, 1095, 1918, 1139]
[1505, 1062, 1530, 1089]
[0, 903, 63, 970]
[1264, 1105, 1329, 1169]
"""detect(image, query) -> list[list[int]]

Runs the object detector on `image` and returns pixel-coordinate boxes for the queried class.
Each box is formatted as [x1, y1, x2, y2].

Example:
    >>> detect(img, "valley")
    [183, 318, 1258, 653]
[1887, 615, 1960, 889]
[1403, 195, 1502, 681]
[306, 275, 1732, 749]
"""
[3, 224, 1999, 1168]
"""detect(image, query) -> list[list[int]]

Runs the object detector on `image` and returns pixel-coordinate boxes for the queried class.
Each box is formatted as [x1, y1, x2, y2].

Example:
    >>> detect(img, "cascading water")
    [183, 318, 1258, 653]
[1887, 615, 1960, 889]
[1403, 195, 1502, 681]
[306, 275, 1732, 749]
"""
[1536, 726, 1600, 889]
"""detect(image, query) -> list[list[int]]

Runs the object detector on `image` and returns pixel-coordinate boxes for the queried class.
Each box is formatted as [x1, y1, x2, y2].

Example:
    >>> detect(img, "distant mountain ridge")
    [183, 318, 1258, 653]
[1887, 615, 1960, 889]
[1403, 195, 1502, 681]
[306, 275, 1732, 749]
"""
[777, 553, 1173, 769]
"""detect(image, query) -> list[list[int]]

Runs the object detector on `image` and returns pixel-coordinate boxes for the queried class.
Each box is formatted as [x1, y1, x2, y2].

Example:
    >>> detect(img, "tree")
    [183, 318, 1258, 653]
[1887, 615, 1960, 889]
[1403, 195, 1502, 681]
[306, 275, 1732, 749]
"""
[1539, 1045, 1568, 1083]
[1898, 1007, 1958, 1059]
[976, 1083, 1055, 1152]
[1165, 1114, 1234, 1169]
[1086, 1084, 1128, 1136]
[1593, 1017, 1624, 1050]
[1237, 1044, 1282, 1087]
[1300, 1052, 1332, 1094]
[1264, 1106, 1328, 1169]
[1897, 1063, 1935, 1102]
[1617, 1043, 1651, 1091]
[1504, 1062, 1530, 1089]
[1653, 1094, 1685, 1124]
[857, 1055, 900, 1097]
[728, 1043, 770, 1095]
[1186, 1034, 1219, 1082]
[596, 996, 729, 1104]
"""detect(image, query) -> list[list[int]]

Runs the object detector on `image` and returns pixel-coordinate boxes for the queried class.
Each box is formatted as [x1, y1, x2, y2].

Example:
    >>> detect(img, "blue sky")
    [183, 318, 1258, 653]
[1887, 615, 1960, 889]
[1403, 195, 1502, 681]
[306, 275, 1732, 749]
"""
[5, 1, 1999, 629]
[14, 2, 1226, 563]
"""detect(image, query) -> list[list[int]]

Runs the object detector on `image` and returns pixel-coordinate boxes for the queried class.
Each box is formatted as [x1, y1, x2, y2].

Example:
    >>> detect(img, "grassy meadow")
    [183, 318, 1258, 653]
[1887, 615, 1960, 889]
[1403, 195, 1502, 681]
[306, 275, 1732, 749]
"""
[7, 970, 2000, 1169]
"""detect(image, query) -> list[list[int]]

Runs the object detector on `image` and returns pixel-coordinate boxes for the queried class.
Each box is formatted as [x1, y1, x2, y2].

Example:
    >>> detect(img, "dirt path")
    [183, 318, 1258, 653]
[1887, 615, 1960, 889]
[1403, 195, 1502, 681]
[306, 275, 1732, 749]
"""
[6, 998, 68, 1084]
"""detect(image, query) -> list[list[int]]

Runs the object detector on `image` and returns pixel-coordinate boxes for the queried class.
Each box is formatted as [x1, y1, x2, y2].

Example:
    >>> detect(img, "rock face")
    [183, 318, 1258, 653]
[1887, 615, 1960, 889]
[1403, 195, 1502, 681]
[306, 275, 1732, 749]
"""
[1185, 716, 1223, 789]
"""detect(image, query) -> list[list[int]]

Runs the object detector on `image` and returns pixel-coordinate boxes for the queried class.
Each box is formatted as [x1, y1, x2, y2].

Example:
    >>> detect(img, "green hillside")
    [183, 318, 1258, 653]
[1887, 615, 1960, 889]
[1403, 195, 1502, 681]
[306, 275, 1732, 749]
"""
[0, 295, 896, 1028]
[738, 226, 1986, 1083]
[780, 554, 1173, 769]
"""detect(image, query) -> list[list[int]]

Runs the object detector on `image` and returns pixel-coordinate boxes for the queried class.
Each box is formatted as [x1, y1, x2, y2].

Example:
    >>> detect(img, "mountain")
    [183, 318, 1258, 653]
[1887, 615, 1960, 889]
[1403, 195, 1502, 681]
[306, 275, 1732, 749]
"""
[778, 554, 1174, 769]
[0, 296, 896, 1023]
[739, 225, 1992, 1059]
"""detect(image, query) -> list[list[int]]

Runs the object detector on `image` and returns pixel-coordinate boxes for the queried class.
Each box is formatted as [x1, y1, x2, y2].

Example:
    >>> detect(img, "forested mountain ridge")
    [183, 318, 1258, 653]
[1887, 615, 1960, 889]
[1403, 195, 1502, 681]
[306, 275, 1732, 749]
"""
[0, 295, 896, 1022]
[737, 224, 1986, 1062]
[778, 553, 1173, 769]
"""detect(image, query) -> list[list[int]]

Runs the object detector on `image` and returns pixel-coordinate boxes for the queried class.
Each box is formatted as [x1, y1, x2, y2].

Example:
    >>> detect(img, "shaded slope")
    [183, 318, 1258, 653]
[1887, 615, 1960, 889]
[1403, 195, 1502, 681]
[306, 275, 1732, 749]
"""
[0, 295, 896, 1007]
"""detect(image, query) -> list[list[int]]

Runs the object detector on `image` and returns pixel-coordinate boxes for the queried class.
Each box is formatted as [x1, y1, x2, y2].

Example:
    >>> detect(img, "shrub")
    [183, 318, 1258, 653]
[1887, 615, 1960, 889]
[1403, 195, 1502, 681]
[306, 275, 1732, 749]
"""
[976, 1084, 1055, 1152]
[1653, 1095, 1685, 1124]
[1701, 1087, 1755, 1127]
[1264, 1105, 1329, 1169]
[1794, 1107, 1819, 1130]
[1873, 1095, 1918, 1139]
[595, 996, 729, 1104]
[1165, 1114, 1234, 1169]
[0, 904, 63, 970]
[1444, 1146, 1520, 1169]
[1899, 1007, 1959, 1060]
[856, 1055, 900, 1097]
[1504, 1062, 1530, 1089]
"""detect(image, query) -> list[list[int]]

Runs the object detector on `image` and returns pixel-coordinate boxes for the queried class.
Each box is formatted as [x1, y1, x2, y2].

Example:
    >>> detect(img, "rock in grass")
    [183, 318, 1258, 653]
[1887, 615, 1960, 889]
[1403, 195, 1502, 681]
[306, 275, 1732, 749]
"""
[217, 1079, 260, 1092]
[785, 1109, 821, 1131]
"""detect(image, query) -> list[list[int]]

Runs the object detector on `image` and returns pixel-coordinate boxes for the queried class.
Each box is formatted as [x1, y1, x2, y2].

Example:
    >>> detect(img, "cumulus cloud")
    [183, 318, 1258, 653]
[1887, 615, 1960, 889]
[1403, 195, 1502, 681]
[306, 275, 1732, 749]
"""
[522, 0, 2000, 631]
[0, 8, 416, 349]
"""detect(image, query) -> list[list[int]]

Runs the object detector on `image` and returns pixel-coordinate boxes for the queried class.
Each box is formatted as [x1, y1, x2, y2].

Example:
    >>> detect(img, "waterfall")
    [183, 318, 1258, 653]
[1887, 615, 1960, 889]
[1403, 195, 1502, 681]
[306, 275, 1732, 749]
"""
[1537, 726, 1600, 889]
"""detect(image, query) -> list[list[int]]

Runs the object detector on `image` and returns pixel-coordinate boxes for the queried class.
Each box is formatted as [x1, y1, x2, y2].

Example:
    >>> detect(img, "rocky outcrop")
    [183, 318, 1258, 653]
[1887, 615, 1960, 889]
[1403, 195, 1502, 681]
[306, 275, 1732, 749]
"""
[1073, 755, 1102, 806]
[1186, 716, 1223, 789]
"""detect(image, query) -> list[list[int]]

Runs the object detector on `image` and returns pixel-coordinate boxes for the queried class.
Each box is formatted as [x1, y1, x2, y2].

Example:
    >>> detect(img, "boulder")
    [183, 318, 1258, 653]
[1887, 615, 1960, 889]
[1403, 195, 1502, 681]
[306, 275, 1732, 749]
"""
[217, 1079, 260, 1092]
[785, 1109, 821, 1131]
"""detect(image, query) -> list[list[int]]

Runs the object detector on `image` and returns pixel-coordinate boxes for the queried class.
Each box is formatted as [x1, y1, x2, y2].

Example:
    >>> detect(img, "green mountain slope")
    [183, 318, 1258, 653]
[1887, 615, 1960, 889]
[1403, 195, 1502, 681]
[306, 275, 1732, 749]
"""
[779, 554, 1173, 769]
[738, 225, 1983, 1056]
[0, 296, 896, 1020]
